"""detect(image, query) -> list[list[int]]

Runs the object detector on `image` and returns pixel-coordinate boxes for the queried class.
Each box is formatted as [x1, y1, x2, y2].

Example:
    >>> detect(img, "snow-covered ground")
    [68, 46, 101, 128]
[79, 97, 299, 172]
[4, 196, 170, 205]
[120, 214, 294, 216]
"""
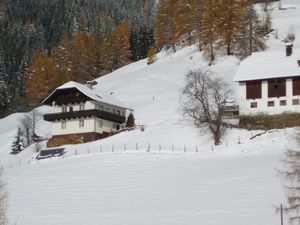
[1, 0, 300, 224]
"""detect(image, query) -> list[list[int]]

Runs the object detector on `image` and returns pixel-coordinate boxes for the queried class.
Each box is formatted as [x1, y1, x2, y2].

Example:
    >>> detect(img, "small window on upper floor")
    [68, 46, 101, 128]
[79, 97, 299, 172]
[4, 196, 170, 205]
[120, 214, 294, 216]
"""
[62, 105, 67, 112]
[116, 110, 121, 115]
[79, 102, 85, 111]
[61, 120, 66, 129]
[79, 118, 84, 128]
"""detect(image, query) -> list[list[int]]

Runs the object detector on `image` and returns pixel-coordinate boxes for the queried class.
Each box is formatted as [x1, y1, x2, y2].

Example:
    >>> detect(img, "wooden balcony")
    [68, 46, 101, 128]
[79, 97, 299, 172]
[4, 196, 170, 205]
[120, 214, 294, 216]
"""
[44, 109, 126, 124]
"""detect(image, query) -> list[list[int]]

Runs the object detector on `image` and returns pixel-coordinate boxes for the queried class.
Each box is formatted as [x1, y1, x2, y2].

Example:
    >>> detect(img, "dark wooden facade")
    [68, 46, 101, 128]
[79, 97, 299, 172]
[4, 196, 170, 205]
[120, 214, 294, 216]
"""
[44, 109, 125, 124]
[246, 81, 262, 99]
[43, 88, 90, 105]
[293, 77, 300, 96]
[268, 78, 286, 97]
[245, 76, 300, 99]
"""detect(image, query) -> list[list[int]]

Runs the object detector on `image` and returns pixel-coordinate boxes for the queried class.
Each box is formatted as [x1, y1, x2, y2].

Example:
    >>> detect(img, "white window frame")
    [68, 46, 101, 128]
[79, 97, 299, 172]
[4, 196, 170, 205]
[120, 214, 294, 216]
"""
[61, 120, 66, 129]
[79, 118, 84, 128]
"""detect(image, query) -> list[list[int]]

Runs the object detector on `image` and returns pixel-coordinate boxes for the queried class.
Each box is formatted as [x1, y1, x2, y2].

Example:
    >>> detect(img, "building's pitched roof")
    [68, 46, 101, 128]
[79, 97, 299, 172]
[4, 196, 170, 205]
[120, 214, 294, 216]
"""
[233, 50, 300, 82]
[42, 81, 127, 108]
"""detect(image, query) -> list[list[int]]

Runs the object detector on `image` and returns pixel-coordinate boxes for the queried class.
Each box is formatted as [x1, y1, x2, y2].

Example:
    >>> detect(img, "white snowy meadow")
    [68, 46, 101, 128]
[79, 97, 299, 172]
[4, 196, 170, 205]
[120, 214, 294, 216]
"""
[1, 0, 300, 224]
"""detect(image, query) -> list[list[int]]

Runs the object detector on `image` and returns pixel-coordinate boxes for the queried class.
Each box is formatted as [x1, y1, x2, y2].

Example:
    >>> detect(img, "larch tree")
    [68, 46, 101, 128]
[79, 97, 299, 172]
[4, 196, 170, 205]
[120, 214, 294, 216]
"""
[70, 32, 97, 83]
[147, 45, 157, 65]
[173, 0, 194, 46]
[238, 5, 266, 58]
[155, 0, 177, 51]
[190, 0, 204, 50]
[200, 0, 219, 64]
[113, 21, 132, 69]
[51, 34, 74, 81]
[25, 50, 66, 107]
[218, 0, 247, 55]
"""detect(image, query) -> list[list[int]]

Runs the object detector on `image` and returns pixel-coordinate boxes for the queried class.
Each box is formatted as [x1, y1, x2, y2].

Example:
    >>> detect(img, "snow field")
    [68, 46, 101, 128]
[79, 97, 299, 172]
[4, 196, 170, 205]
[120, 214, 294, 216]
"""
[1, 0, 300, 224]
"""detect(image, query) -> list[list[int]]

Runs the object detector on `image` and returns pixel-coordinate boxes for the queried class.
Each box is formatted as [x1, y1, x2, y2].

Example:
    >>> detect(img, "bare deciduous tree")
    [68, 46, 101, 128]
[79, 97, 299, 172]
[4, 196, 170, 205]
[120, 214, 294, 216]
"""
[181, 68, 233, 145]
[19, 108, 42, 146]
[278, 131, 300, 224]
[0, 166, 8, 225]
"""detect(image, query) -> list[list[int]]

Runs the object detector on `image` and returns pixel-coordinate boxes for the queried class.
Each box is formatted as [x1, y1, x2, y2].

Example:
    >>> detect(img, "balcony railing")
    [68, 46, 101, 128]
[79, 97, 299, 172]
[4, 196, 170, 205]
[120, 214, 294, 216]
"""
[44, 109, 126, 124]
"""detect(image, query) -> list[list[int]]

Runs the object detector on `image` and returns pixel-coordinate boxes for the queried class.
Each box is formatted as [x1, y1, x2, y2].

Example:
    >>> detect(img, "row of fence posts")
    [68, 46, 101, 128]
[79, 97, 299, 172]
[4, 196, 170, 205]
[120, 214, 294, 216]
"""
[7, 136, 247, 168]
[73, 143, 219, 156]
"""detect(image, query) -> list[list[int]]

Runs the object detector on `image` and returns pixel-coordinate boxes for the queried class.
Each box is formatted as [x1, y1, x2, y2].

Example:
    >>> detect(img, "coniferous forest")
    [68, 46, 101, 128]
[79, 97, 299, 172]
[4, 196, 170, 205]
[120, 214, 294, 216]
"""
[0, 0, 271, 117]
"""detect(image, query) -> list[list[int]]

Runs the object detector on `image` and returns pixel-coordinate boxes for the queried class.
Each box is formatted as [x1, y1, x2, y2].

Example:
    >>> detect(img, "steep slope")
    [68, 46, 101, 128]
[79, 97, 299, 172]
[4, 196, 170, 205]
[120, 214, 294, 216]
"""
[1, 1, 300, 225]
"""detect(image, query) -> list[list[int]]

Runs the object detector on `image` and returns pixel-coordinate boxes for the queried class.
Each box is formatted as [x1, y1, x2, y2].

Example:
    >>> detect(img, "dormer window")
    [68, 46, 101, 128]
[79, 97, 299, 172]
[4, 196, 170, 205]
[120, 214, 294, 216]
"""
[79, 102, 85, 111]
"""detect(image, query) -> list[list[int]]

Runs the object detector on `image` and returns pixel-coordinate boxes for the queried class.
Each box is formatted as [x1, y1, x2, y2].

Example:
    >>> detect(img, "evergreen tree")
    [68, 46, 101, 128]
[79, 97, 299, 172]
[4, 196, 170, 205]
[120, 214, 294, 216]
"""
[278, 134, 300, 224]
[126, 112, 135, 128]
[11, 128, 25, 154]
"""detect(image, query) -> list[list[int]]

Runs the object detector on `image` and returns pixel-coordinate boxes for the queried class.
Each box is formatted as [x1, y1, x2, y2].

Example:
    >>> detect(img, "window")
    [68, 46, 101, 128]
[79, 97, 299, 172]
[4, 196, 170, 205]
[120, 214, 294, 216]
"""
[98, 119, 103, 128]
[69, 106, 73, 112]
[116, 110, 121, 115]
[61, 120, 66, 129]
[79, 119, 84, 127]
[96, 104, 103, 110]
[250, 102, 257, 108]
[62, 105, 67, 112]
[280, 100, 287, 106]
[293, 99, 300, 105]
[267, 101, 275, 107]
[246, 81, 262, 99]
[79, 103, 85, 111]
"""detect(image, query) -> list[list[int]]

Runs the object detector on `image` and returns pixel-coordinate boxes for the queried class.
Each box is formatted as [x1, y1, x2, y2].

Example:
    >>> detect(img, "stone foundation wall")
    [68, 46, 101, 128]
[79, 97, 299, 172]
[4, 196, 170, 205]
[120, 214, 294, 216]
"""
[47, 134, 82, 148]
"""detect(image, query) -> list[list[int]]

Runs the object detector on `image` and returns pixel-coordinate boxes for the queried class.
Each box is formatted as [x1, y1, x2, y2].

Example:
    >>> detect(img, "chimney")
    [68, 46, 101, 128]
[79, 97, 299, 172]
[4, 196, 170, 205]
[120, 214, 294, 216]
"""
[286, 43, 293, 57]
[85, 80, 97, 89]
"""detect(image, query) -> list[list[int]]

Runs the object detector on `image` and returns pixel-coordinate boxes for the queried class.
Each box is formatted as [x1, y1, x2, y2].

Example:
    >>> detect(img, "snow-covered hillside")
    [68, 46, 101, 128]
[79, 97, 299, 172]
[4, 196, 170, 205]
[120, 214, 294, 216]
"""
[1, 0, 300, 224]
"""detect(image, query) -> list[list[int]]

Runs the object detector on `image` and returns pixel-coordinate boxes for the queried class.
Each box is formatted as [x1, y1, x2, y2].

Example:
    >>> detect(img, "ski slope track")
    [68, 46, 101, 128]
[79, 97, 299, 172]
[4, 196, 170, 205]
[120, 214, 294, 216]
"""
[1, 1, 300, 224]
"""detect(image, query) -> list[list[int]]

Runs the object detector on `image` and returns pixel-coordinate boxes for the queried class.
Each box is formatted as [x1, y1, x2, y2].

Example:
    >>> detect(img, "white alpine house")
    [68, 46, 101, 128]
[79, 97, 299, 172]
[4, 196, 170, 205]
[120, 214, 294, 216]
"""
[42, 81, 128, 147]
[234, 44, 300, 115]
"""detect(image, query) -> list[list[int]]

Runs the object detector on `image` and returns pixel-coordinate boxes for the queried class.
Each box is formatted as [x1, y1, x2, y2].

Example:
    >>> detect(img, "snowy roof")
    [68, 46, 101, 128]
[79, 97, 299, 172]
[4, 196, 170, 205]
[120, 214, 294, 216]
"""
[42, 81, 127, 108]
[233, 50, 300, 82]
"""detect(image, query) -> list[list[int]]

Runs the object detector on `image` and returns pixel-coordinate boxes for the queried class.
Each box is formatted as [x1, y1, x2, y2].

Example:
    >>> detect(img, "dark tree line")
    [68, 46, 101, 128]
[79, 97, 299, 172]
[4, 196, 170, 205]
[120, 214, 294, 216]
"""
[0, 0, 155, 117]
